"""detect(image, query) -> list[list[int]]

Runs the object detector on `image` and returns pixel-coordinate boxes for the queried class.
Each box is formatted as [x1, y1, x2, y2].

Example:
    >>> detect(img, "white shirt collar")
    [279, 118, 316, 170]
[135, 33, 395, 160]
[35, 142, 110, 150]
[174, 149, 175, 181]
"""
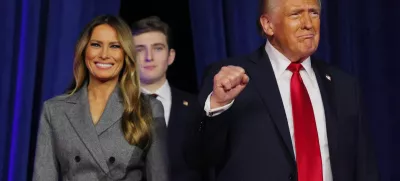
[265, 41, 316, 87]
[140, 80, 172, 101]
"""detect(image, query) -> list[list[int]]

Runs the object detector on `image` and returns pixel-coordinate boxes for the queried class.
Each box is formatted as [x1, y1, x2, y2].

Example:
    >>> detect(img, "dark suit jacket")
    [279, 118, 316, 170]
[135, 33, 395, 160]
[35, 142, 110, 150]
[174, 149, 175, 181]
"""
[186, 46, 380, 181]
[168, 86, 204, 181]
[33, 84, 169, 181]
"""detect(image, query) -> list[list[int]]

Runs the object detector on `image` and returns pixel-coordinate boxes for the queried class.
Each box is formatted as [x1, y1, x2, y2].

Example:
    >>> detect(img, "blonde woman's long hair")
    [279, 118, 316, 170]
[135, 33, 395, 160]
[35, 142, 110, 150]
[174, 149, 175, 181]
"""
[68, 15, 152, 149]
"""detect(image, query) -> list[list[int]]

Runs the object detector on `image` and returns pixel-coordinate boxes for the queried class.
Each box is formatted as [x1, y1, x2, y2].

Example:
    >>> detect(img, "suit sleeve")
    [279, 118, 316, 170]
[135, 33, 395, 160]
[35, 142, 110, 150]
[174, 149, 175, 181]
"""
[33, 101, 59, 181]
[146, 98, 170, 181]
[355, 82, 380, 181]
[184, 61, 233, 168]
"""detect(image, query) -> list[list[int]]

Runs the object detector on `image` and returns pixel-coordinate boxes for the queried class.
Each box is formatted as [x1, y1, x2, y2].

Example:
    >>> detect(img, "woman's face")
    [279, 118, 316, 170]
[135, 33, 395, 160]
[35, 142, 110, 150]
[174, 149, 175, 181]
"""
[85, 24, 124, 82]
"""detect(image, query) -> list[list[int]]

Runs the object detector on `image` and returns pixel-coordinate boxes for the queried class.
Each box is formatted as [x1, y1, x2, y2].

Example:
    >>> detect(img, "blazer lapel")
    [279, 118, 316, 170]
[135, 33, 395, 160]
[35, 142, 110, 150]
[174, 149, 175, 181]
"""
[246, 47, 295, 160]
[64, 86, 110, 173]
[95, 86, 123, 135]
[311, 58, 340, 175]
[168, 87, 180, 130]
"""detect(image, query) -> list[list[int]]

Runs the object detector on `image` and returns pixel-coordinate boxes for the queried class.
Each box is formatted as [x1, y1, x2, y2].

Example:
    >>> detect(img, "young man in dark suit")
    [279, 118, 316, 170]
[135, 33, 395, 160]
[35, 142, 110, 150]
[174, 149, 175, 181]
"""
[186, 0, 380, 180]
[131, 16, 203, 181]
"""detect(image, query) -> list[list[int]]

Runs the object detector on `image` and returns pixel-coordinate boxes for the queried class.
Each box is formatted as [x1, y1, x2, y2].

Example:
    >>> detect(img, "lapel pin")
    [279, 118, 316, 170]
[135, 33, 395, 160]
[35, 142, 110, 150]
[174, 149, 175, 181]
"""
[325, 74, 331, 81]
[183, 100, 189, 106]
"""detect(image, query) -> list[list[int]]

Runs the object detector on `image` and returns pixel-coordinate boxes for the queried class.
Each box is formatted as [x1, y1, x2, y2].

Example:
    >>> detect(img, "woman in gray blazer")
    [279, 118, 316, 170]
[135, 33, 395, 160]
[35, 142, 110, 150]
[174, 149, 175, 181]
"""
[33, 15, 169, 181]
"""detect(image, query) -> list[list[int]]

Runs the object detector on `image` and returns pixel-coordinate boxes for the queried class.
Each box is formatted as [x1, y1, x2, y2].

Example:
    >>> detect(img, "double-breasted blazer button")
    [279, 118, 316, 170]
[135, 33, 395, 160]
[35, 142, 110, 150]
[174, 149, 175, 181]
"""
[109, 156, 115, 164]
[74, 156, 81, 162]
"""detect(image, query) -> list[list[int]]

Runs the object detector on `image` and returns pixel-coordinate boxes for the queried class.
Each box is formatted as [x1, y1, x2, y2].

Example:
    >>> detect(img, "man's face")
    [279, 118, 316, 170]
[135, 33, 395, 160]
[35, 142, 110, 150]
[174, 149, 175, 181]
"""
[261, 0, 321, 62]
[134, 31, 175, 85]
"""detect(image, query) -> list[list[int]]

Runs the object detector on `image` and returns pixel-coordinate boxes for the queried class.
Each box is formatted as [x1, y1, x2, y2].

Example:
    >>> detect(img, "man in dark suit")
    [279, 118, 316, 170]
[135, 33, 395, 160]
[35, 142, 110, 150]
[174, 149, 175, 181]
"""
[187, 0, 380, 180]
[131, 16, 204, 181]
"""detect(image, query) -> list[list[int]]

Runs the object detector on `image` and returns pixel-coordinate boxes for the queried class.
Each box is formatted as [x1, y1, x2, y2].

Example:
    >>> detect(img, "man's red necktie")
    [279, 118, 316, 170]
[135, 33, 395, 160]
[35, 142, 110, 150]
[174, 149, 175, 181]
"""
[288, 63, 323, 181]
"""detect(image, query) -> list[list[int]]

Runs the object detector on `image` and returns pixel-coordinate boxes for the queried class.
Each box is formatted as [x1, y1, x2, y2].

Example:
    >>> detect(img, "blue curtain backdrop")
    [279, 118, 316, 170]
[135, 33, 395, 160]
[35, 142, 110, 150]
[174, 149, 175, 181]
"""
[190, 0, 400, 180]
[0, 0, 120, 180]
[1, 0, 399, 180]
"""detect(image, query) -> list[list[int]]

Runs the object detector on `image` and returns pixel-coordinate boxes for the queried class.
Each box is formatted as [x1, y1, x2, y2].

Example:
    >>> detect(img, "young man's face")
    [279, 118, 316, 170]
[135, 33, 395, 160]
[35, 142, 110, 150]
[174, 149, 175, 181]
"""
[134, 31, 175, 85]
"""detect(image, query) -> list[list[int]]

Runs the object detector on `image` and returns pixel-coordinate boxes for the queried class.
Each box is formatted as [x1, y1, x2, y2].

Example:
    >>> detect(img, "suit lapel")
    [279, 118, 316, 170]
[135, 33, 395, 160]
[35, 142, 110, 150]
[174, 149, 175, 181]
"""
[169, 87, 179, 122]
[95, 86, 123, 135]
[311, 58, 340, 174]
[64, 86, 109, 173]
[167, 87, 180, 140]
[246, 47, 295, 160]
[244, 48, 340, 169]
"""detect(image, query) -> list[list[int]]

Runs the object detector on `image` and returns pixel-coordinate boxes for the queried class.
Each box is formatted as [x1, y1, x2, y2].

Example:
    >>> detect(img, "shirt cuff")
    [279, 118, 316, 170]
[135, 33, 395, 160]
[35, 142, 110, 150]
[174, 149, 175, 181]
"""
[204, 92, 234, 117]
